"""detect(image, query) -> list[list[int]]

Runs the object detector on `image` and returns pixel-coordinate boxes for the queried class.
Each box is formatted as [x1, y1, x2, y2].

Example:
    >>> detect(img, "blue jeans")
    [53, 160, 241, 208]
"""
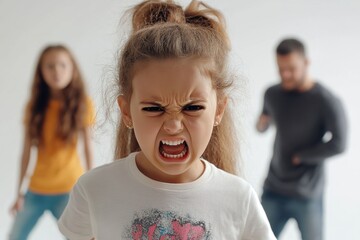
[261, 190, 323, 240]
[8, 191, 69, 240]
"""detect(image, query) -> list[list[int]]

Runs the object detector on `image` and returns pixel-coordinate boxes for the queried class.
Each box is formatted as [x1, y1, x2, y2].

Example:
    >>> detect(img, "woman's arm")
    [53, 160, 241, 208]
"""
[10, 131, 32, 215]
[82, 127, 93, 171]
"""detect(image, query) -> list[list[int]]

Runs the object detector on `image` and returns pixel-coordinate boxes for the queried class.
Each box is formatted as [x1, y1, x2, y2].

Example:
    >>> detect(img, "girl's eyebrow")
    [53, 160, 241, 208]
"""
[184, 99, 206, 105]
[139, 101, 163, 106]
[140, 99, 206, 106]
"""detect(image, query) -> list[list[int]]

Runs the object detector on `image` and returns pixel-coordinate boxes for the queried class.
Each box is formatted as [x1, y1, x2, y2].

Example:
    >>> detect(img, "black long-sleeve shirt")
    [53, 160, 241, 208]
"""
[262, 82, 347, 199]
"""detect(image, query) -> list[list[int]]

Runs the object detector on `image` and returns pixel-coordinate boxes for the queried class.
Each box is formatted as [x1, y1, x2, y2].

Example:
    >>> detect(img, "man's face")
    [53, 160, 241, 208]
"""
[277, 52, 308, 91]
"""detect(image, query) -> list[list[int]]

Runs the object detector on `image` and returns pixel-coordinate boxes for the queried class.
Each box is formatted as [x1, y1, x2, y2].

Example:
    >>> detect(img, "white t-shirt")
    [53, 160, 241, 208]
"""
[58, 152, 276, 240]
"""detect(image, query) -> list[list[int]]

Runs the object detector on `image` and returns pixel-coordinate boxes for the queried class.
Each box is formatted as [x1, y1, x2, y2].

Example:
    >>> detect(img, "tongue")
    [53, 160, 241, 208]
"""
[161, 143, 186, 155]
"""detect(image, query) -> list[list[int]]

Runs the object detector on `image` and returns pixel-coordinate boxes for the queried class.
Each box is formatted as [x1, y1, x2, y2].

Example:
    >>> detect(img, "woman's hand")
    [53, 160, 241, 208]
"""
[9, 194, 25, 216]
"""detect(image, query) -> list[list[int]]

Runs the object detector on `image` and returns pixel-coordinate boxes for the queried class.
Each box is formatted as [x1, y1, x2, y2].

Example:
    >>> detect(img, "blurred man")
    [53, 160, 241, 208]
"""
[257, 38, 347, 240]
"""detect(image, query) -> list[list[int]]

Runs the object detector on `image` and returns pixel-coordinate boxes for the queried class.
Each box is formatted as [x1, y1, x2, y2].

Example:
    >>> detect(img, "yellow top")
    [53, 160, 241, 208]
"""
[28, 97, 95, 194]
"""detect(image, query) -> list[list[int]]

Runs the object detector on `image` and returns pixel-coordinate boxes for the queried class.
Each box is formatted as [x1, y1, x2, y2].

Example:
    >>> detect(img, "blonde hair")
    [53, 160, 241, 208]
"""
[115, 0, 238, 174]
[25, 45, 88, 145]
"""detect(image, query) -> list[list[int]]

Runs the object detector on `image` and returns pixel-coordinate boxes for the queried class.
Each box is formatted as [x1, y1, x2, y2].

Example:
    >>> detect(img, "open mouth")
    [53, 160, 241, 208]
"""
[159, 139, 189, 160]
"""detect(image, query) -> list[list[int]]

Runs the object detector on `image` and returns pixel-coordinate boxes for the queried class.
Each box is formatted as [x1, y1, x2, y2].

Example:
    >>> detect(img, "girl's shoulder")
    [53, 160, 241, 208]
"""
[204, 160, 255, 195]
[77, 153, 134, 187]
[204, 161, 262, 216]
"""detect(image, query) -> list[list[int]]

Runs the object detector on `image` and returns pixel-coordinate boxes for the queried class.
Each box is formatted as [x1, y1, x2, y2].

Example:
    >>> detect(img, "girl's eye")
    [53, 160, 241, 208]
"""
[183, 105, 205, 112]
[142, 106, 164, 112]
[46, 64, 55, 69]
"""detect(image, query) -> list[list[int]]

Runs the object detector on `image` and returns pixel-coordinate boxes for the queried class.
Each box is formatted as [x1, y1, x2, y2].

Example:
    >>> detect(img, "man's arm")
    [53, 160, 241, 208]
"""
[257, 88, 272, 133]
[296, 96, 347, 165]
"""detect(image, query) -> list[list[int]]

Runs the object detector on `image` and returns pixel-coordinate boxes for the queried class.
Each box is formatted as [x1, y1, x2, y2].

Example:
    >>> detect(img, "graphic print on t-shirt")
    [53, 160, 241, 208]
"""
[125, 209, 211, 239]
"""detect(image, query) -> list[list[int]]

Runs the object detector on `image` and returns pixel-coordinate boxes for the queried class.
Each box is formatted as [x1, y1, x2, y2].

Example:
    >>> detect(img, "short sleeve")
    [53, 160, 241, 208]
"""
[83, 97, 95, 127]
[242, 187, 276, 240]
[58, 181, 94, 240]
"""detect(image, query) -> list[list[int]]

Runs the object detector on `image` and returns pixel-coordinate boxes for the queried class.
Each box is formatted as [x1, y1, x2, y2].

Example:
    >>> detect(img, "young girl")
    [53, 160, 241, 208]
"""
[58, 1, 276, 239]
[9, 45, 95, 239]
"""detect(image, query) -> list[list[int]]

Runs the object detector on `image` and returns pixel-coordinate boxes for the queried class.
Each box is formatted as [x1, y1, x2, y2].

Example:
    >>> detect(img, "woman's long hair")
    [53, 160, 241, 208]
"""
[25, 45, 88, 145]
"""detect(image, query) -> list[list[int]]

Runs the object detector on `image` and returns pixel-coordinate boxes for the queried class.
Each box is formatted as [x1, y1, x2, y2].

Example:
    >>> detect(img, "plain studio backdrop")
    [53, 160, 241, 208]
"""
[1, 0, 359, 239]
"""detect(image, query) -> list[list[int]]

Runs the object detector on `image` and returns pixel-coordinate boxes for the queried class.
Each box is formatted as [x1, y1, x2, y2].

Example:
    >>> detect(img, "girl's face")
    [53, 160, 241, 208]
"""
[41, 50, 74, 94]
[118, 58, 227, 183]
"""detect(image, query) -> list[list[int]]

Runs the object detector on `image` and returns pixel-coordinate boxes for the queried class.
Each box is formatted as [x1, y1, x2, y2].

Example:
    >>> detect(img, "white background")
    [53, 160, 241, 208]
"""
[1, 0, 359, 239]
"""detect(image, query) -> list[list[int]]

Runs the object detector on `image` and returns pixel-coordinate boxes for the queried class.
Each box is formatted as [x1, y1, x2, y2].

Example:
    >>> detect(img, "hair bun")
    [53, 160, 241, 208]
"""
[132, 0, 185, 32]
[185, 1, 230, 49]
[185, 14, 212, 28]
[185, 1, 223, 28]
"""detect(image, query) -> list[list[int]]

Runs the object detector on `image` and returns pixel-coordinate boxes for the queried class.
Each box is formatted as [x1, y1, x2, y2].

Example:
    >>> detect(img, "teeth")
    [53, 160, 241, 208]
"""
[161, 139, 185, 146]
[161, 148, 187, 159]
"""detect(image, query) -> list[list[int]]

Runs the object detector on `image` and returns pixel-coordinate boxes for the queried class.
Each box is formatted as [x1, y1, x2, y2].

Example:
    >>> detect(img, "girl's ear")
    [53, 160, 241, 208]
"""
[214, 96, 228, 126]
[117, 95, 132, 127]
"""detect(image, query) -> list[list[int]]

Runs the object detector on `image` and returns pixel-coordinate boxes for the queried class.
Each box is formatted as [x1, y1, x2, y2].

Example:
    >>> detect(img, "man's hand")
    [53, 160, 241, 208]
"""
[256, 114, 271, 133]
[292, 155, 301, 166]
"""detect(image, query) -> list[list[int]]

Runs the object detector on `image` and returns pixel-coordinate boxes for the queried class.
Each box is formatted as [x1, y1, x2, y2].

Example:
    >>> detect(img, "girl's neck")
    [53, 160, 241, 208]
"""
[135, 152, 205, 184]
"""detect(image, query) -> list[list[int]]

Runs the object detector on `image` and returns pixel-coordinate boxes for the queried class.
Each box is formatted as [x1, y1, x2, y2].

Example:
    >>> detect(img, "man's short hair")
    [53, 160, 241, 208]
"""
[276, 38, 306, 56]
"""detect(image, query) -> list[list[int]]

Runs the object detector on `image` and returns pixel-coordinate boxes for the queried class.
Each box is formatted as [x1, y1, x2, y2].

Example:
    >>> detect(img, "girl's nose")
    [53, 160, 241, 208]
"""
[163, 115, 183, 135]
[55, 64, 63, 73]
